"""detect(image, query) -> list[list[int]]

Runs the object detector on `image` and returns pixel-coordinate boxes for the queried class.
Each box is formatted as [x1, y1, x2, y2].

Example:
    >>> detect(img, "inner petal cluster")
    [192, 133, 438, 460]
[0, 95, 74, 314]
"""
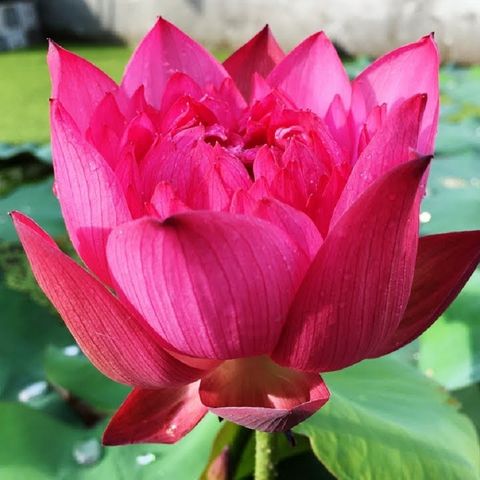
[87, 75, 351, 237]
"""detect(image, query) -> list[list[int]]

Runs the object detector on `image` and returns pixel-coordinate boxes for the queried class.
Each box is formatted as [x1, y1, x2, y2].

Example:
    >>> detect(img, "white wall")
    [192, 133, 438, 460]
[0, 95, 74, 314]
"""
[38, 0, 480, 63]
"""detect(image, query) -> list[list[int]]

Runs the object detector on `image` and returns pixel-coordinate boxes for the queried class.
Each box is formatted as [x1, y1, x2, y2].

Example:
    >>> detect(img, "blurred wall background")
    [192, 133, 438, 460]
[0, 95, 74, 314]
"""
[34, 0, 480, 63]
[0, 0, 478, 61]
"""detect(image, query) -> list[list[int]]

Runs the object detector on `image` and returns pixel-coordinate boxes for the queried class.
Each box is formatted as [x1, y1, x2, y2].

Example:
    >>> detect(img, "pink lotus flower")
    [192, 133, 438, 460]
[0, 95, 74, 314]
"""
[12, 19, 480, 444]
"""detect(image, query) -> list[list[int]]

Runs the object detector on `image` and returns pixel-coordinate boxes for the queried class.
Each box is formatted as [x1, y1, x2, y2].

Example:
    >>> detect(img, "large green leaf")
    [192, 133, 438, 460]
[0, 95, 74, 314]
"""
[454, 385, 480, 436]
[0, 176, 65, 242]
[295, 357, 480, 480]
[420, 153, 480, 235]
[0, 274, 71, 400]
[440, 66, 480, 120]
[44, 345, 130, 414]
[0, 402, 82, 480]
[418, 270, 480, 390]
[79, 415, 222, 480]
[435, 121, 480, 156]
[0, 402, 221, 480]
[273, 451, 335, 480]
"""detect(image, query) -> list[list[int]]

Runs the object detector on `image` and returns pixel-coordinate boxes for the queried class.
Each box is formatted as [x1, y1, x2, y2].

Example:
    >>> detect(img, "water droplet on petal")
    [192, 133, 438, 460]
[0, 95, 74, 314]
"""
[18, 381, 48, 403]
[73, 439, 103, 466]
[88, 161, 99, 172]
[419, 211, 432, 223]
[136, 453, 157, 466]
[359, 170, 372, 182]
[165, 424, 178, 437]
[52, 181, 59, 198]
[63, 345, 81, 357]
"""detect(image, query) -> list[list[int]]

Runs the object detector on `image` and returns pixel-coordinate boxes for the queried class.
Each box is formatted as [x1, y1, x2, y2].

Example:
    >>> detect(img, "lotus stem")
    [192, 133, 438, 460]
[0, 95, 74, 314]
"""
[254, 430, 275, 480]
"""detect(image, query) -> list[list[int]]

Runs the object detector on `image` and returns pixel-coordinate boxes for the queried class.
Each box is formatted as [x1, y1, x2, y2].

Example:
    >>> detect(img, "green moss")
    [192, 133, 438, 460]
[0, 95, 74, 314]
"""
[0, 241, 51, 307]
[0, 237, 76, 309]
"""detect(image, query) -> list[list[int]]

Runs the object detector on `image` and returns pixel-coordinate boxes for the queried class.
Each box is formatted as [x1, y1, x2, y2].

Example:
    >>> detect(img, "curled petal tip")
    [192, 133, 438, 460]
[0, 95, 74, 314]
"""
[10, 210, 27, 223]
[312, 30, 328, 40]
[405, 154, 432, 175]
[412, 154, 432, 175]
[47, 39, 64, 58]
[418, 32, 435, 43]
[420, 154, 433, 164]
[153, 16, 174, 30]
[261, 24, 274, 35]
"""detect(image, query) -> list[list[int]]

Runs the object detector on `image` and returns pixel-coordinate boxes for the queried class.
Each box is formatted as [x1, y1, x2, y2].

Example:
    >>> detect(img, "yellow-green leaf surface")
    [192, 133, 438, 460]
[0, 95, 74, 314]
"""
[296, 357, 480, 480]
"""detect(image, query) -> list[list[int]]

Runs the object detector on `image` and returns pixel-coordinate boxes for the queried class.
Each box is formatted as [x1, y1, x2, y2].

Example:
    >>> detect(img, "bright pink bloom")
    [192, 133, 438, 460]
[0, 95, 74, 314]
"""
[12, 19, 480, 443]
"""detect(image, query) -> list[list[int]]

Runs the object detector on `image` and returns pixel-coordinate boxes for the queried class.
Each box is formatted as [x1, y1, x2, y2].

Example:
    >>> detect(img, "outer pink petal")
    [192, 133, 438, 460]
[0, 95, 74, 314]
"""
[50, 101, 131, 284]
[273, 157, 430, 372]
[199, 357, 329, 432]
[48, 41, 117, 133]
[121, 18, 229, 108]
[267, 32, 351, 118]
[103, 382, 206, 445]
[11, 212, 204, 388]
[223, 25, 285, 102]
[107, 212, 309, 360]
[331, 94, 427, 225]
[372, 231, 480, 357]
[351, 34, 439, 154]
